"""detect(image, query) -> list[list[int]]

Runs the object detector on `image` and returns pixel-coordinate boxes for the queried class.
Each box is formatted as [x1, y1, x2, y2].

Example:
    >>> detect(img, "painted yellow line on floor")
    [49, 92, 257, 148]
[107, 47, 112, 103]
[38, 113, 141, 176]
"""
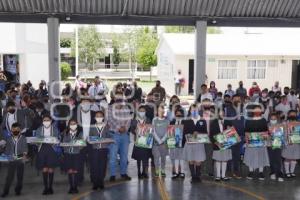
[203, 180, 266, 200]
[71, 180, 128, 200]
[156, 178, 171, 200]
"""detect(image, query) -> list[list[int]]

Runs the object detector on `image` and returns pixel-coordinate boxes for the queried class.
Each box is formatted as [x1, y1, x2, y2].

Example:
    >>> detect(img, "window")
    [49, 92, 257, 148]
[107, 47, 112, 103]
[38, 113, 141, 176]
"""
[217, 60, 238, 79]
[268, 60, 278, 68]
[247, 60, 266, 79]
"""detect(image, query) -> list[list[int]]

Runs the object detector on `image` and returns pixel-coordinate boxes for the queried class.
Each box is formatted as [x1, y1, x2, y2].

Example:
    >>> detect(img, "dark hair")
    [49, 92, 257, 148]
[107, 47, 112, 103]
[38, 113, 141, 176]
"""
[11, 122, 20, 129]
[201, 84, 207, 88]
[6, 101, 15, 108]
[42, 114, 52, 120]
[288, 110, 297, 116]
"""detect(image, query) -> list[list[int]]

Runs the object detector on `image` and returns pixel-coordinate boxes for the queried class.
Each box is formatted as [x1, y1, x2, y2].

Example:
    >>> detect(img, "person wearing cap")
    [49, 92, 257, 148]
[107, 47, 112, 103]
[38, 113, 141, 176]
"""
[248, 82, 261, 97]
[107, 92, 132, 182]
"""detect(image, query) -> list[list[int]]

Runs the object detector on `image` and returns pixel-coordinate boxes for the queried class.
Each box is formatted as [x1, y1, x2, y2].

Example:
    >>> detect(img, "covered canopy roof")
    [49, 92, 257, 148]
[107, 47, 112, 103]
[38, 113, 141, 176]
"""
[1, 0, 300, 26]
[159, 33, 300, 56]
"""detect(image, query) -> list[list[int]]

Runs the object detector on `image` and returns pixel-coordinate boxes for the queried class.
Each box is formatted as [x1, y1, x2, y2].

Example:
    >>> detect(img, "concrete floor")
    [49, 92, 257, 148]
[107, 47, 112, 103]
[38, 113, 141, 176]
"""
[2, 143, 300, 200]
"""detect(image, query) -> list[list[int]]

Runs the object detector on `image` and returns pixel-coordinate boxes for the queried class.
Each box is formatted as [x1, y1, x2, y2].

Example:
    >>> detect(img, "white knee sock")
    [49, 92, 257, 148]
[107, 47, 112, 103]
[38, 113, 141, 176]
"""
[284, 162, 290, 174]
[291, 161, 297, 173]
[221, 162, 227, 178]
[249, 167, 254, 172]
[259, 167, 263, 173]
[215, 161, 221, 178]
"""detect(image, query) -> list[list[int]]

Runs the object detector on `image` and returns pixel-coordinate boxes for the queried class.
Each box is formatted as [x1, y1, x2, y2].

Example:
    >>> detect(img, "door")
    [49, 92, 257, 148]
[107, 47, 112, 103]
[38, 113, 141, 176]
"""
[188, 59, 194, 94]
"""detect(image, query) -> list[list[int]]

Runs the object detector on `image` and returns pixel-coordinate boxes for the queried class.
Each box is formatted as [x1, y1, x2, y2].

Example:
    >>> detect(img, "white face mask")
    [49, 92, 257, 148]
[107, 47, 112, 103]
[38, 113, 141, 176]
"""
[81, 104, 90, 112]
[95, 117, 104, 123]
[138, 112, 146, 119]
[70, 124, 77, 131]
[43, 121, 51, 127]
[270, 120, 277, 125]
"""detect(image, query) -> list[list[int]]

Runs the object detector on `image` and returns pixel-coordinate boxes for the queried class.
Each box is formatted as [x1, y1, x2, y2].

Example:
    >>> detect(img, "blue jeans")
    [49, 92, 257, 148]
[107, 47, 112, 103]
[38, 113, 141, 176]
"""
[109, 132, 130, 176]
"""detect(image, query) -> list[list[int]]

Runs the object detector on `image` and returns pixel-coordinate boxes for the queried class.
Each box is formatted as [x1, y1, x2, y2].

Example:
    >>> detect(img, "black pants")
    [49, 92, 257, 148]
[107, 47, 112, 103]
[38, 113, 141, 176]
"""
[3, 161, 24, 193]
[90, 148, 108, 187]
[267, 147, 283, 178]
[230, 142, 241, 174]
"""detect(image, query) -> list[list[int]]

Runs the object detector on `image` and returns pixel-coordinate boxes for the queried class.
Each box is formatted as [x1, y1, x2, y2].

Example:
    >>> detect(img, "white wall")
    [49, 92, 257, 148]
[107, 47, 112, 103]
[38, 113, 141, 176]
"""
[156, 40, 176, 96]
[0, 23, 49, 87]
[206, 55, 295, 92]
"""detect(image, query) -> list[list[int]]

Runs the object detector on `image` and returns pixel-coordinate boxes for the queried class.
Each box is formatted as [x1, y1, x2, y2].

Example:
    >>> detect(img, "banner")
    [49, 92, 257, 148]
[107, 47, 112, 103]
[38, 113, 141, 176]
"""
[287, 122, 300, 144]
[269, 124, 286, 149]
[247, 132, 269, 148]
[87, 136, 114, 144]
[0, 154, 23, 162]
[186, 133, 210, 144]
[135, 124, 153, 149]
[166, 125, 183, 149]
[60, 139, 87, 147]
[214, 127, 241, 150]
[26, 137, 60, 144]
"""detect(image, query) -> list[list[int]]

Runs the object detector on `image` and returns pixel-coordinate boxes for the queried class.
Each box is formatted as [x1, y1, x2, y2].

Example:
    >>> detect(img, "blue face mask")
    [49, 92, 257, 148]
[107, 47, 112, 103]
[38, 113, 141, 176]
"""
[191, 110, 198, 118]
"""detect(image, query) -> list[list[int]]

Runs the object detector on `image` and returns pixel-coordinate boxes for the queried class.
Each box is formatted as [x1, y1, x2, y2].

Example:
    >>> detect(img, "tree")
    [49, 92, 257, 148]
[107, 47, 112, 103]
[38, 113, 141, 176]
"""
[71, 25, 104, 70]
[60, 38, 71, 48]
[164, 26, 222, 34]
[60, 62, 72, 80]
[112, 46, 121, 69]
[136, 27, 158, 71]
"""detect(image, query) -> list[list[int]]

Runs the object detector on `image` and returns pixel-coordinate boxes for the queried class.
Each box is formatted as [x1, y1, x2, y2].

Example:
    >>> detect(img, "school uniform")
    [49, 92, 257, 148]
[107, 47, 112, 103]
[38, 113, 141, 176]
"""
[152, 117, 169, 173]
[210, 120, 232, 162]
[282, 120, 300, 160]
[169, 119, 185, 161]
[35, 125, 60, 170]
[2, 134, 28, 195]
[89, 123, 110, 188]
[131, 118, 153, 161]
[62, 130, 83, 172]
[183, 119, 206, 162]
[0, 110, 25, 139]
[244, 118, 270, 169]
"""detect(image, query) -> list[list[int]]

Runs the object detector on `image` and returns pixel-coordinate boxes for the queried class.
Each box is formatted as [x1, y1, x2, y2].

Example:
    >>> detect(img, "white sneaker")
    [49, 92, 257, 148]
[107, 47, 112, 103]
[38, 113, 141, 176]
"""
[277, 177, 284, 182]
[270, 174, 276, 180]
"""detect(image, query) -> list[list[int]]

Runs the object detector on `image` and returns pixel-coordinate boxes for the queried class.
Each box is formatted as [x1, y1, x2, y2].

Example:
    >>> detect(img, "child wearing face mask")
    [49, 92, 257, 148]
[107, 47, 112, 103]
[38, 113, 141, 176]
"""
[152, 105, 169, 177]
[1, 123, 28, 198]
[169, 109, 186, 179]
[131, 106, 152, 179]
[35, 115, 60, 195]
[267, 113, 284, 182]
[62, 119, 83, 194]
[89, 111, 110, 190]
[244, 105, 270, 181]
[282, 110, 300, 178]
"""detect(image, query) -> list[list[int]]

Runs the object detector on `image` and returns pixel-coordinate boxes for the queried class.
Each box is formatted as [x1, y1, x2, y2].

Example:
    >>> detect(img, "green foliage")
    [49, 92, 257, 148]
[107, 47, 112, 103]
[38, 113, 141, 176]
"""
[71, 25, 104, 70]
[207, 27, 222, 34]
[165, 26, 195, 33]
[60, 38, 71, 48]
[60, 62, 72, 80]
[112, 46, 121, 67]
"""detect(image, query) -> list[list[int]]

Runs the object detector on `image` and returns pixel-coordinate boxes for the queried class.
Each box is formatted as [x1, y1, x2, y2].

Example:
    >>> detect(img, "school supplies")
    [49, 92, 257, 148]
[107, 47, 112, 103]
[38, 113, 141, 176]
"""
[60, 139, 87, 147]
[287, 122, 300, 144]
[166, 125, 183, 149]
[26, 136, 60, 144]
[247, 132, 269, 147]
[135, 124, 153, 149]
[214, 127, 240, 150]
[186, 133, 210, 144]
[269, 124, 286, 149]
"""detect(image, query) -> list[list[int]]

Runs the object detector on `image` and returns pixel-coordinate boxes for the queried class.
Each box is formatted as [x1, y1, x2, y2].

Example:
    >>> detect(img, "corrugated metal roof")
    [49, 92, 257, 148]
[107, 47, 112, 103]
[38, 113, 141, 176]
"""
[159, 33, 300, 56]
[1, 0, 300, 26]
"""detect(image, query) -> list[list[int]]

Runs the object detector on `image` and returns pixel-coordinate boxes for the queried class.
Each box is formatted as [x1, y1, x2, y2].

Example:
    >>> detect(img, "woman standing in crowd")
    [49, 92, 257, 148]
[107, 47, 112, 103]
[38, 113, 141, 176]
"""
[35, 114, 60, 195]
[131, 106, 152, 179]
[169, 109, 185, 179]
[208, 81, 218, 100]
[89, 111, 110, 190]
[183, 104, 206, 183]
[152, 105, 169, 177]
[244, 105, 270, 180]
[62, 119, 83, 194]
[282, 110, 300, 178]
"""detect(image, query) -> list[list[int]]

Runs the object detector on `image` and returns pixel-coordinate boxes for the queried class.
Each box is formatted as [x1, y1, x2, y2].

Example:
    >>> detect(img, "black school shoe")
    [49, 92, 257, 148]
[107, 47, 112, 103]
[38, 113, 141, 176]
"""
[141, 173, 149, 179]
[246, 172, 254, 180]
[258, 173, 265, 181]
[222, 177, 230, 181]
[42, 188, 48, 195]
[109, 176, 116, 182]
[171, 172, 178, 179]
[179, 173, 185, 179]
[121, 174, 132, 181]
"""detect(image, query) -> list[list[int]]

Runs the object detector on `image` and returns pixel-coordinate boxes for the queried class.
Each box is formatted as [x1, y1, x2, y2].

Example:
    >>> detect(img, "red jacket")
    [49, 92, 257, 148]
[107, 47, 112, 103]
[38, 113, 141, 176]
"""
[248, 87, 261, 97]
